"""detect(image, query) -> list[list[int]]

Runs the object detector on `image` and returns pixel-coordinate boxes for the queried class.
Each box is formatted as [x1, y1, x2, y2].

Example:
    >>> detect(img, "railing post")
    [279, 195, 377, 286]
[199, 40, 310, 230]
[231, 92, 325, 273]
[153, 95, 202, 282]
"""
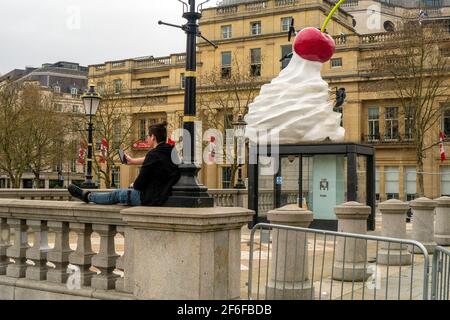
[115, 225, 125, 292]
[26, 220, 51, 280]
[434, 196, 450, 246]
[377, 199, 411, 265]
[0, 217, 11, 275]
[409, 197, 437, 254]
[68, 223, 95, 286]
[333, 202, 371, 281]
[6, 219, 29, 278]
[91, 224, 119, 290]
[47, 221, 73, 283]
[266, 205, 314, 299]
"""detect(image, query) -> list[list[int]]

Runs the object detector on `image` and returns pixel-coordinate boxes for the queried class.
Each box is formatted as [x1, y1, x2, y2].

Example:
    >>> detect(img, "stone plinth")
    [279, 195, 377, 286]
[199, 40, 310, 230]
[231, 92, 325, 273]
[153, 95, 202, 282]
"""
[122, 206, 253, 300]
[409, 197, 437, 254]
[434, 196, 450, 246]
[377, 199, 411, 265]
[333, 202, 371, 282]
[266, 205, 314, 300]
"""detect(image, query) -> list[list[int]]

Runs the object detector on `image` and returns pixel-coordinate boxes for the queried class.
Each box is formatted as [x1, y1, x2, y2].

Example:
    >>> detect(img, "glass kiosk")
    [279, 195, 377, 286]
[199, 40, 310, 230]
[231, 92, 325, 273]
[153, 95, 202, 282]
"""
[248, 143, 376, 231]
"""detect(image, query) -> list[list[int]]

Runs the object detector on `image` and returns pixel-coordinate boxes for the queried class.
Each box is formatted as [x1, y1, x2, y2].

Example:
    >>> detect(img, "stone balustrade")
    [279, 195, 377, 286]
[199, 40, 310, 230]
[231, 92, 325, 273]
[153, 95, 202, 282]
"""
[0, 199, 252, 300]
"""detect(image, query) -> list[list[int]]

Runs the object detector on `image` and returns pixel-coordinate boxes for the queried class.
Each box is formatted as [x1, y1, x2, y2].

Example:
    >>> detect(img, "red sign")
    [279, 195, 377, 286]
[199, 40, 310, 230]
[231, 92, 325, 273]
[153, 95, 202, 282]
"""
[133, 140, 151, 150]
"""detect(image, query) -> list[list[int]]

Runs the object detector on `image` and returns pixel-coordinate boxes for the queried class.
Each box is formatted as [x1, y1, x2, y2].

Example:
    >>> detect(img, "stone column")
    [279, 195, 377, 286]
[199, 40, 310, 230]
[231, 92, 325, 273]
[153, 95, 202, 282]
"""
[115, 225, 125, 292]
[434, 196, 450, 245]
[266, 205, 314, 300]
[68, 223, 95, 286]
[0, 217, 11, 275]
[409, 197, 437, 254]
[26, 220, 51, 280]
[91, 224, 119, 290]
[121, 206, 253, 300]
[47, 221, 73, 283]
[6, 219, 29, 278]
[333, 202, 371, 281]
[377, 200, 411, 266]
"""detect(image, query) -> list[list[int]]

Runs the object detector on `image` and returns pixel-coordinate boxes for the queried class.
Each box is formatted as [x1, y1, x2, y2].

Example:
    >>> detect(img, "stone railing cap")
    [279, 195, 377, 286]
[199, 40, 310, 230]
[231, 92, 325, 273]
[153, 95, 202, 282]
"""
[378, 199, 409, 212]
[434, 196, 450, 207]
[334, 201, 371, 219]
[267, 204, 314, 224]
[410, 197, 438, 209]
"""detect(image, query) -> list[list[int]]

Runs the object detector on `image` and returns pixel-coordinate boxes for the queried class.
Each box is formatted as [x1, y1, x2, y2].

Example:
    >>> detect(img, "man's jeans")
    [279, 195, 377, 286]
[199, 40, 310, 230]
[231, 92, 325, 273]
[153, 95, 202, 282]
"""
[89, 189, 142, 206]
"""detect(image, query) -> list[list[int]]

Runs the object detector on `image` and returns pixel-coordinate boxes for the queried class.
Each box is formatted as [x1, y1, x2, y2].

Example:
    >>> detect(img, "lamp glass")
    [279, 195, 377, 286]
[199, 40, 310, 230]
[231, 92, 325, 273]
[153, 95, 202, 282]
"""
[83, 96, 100, 116]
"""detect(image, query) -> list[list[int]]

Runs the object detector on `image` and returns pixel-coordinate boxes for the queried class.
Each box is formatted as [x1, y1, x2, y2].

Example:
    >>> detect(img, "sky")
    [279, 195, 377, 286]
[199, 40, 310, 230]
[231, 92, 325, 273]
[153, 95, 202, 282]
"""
[0, 0, 216, 74]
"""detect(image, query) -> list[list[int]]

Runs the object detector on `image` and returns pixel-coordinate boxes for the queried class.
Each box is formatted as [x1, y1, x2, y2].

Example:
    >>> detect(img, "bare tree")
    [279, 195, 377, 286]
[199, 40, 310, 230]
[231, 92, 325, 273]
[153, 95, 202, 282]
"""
[197, 55, 262, 186]
[370, 18, 450, 196]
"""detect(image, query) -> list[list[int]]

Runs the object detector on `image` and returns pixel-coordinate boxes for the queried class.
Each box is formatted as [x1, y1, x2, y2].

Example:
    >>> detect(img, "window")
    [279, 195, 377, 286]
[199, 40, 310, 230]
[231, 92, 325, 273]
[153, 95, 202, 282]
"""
[331, 58, 343, 68]
[98, 82, 105, 95]
[442, 104, 450, 137]
[56, 104, 64, 112]
[441, 166, 450, 196]
[281, 45, 293, 70]
[72, 105, 80, 113]
[71, 88, 78, 97]
[112, 167, 120, 188]
[405, 107, 414, 141]
[221, 52, 232, 79]
[368, 108, 380, 141]
[251, 21, 261, 35]
[375, 168, 380, 201]
[140, 78, 161, 86]
[250, 48, 262, 77]
[114, 79, 122, 94]
[405, 166, 417, 201]
[114, 120, 121, 148]
[281, 17, 293, 32]
[222, 167, 232, 189]
[385, 166, 399, 200]
[180, 73, 186, 89]
[139, 119, 147, 140]
[54, 86, 61, 94]
[71, 159, 77, 173]
[221, 25, 232, 39]
[440, 47, 450, 57]
[385, 107, 399, 141]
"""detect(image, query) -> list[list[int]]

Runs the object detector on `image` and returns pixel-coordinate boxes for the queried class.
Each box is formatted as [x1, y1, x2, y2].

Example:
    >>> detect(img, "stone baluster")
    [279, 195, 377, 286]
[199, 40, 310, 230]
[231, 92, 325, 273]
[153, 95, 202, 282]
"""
[0, 218, 11, 275]
[26, 220, 51, 280]
[68, 223, 95, 286]
[91, 224, 119, 290]
[434, 196, 450, 246]
[377, 200, 411, 266]
[6, 219, 29, 278]
[409, 197, 437, 254]
[47, 221, 73, 283]
[266, 205, 314, 300]
[333, 202, 371, 281]
[115, 226, 125, 292]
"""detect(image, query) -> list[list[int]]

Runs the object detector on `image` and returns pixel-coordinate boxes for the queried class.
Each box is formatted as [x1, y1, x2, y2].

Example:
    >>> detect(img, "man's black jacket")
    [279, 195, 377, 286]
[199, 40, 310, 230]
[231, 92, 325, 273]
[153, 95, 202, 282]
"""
[133, 143, 180, 206]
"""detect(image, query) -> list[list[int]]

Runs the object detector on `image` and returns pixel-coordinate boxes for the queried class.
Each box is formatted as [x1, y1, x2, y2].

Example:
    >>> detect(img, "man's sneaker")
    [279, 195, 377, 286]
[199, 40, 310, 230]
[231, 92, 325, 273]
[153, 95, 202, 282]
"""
[68, 184, 91, 203]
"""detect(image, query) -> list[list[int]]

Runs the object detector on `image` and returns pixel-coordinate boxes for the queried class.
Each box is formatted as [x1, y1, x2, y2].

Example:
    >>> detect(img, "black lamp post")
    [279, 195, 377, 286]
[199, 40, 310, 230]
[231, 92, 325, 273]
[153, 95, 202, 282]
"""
[233, 114, 247, 189]
[81, 84, 101, 189]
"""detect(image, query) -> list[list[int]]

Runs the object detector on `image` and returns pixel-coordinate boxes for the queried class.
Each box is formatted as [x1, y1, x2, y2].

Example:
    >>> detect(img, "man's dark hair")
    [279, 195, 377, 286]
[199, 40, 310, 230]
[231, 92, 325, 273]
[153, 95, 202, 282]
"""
[148, 121, 168, 143]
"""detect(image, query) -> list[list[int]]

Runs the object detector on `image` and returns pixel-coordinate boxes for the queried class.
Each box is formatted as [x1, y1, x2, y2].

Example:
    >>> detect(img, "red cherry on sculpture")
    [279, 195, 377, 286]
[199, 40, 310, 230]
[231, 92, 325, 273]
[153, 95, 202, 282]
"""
[293, 27, 336, 63]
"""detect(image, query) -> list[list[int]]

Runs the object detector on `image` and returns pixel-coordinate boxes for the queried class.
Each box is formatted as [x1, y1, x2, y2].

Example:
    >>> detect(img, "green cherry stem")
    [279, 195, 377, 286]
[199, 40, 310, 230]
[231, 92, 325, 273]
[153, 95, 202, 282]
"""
[321, 0, 347, 33]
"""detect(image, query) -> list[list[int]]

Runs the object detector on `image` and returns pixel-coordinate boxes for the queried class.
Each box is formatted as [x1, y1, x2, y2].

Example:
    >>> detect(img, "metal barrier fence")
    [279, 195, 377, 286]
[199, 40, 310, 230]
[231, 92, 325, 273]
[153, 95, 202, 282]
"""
[247, 223, 430, 300]
[431, 246, 450, 300]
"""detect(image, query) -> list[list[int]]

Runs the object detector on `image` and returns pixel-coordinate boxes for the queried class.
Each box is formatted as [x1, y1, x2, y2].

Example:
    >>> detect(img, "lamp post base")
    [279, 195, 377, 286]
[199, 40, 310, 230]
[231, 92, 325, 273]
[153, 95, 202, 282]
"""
[164, 164, 214, 208]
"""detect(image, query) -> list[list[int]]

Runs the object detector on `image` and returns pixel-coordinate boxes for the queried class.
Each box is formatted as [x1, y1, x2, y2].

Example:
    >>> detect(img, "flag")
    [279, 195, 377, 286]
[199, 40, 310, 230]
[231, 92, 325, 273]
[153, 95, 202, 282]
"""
[78, 139, 87, 165]
[440, 131, 446, 162]
[100, 138, 109, 164]
[168, 138, 176, 146]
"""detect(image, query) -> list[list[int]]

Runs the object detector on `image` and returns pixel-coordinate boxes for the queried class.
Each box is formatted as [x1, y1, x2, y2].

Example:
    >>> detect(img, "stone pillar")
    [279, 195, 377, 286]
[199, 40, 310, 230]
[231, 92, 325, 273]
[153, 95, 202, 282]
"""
[121, 206, 253, 300]
[0, 217, 11, 275]
[115, 225, 125, 292]
[68, 223, 95, 286]
[266, 205, 314, 300]
[409, 197, 437, 254]
[47, 221, 73, 283]
[377, 200, 411, 266]
[333, 202, 371, 282]
[434, 196, 450, 245]
[26, 220, 51, 280]
[91, 224, 119, 290]
[6, 219, 29, 278]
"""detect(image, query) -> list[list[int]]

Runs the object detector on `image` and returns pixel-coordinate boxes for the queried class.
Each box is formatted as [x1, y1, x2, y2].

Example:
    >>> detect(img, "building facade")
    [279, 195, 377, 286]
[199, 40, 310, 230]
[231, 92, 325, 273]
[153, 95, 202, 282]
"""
[88, 0, 450, 201]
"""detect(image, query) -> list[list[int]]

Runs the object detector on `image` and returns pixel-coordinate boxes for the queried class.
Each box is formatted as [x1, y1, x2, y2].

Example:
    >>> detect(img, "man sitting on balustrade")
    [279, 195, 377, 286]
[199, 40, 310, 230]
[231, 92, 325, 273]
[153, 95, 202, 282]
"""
[68, 122, 181, 206]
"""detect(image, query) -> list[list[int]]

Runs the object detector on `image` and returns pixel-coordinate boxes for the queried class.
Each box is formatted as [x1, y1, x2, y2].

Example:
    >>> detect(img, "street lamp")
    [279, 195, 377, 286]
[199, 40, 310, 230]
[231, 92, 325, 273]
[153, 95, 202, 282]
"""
[81, 84, 101, 189]
[233, 114, 247, 189]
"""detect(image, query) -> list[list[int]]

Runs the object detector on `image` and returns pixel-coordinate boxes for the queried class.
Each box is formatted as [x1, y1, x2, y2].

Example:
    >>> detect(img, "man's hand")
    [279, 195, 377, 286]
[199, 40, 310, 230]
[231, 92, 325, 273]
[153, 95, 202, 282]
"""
[129, 183, 134, 189]
[125, 153, 145, 166]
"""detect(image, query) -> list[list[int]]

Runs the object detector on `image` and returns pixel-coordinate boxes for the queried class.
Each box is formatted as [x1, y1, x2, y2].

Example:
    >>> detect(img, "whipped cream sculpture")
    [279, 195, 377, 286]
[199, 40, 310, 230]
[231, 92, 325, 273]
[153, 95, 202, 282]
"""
[245, 27, 345, 144]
